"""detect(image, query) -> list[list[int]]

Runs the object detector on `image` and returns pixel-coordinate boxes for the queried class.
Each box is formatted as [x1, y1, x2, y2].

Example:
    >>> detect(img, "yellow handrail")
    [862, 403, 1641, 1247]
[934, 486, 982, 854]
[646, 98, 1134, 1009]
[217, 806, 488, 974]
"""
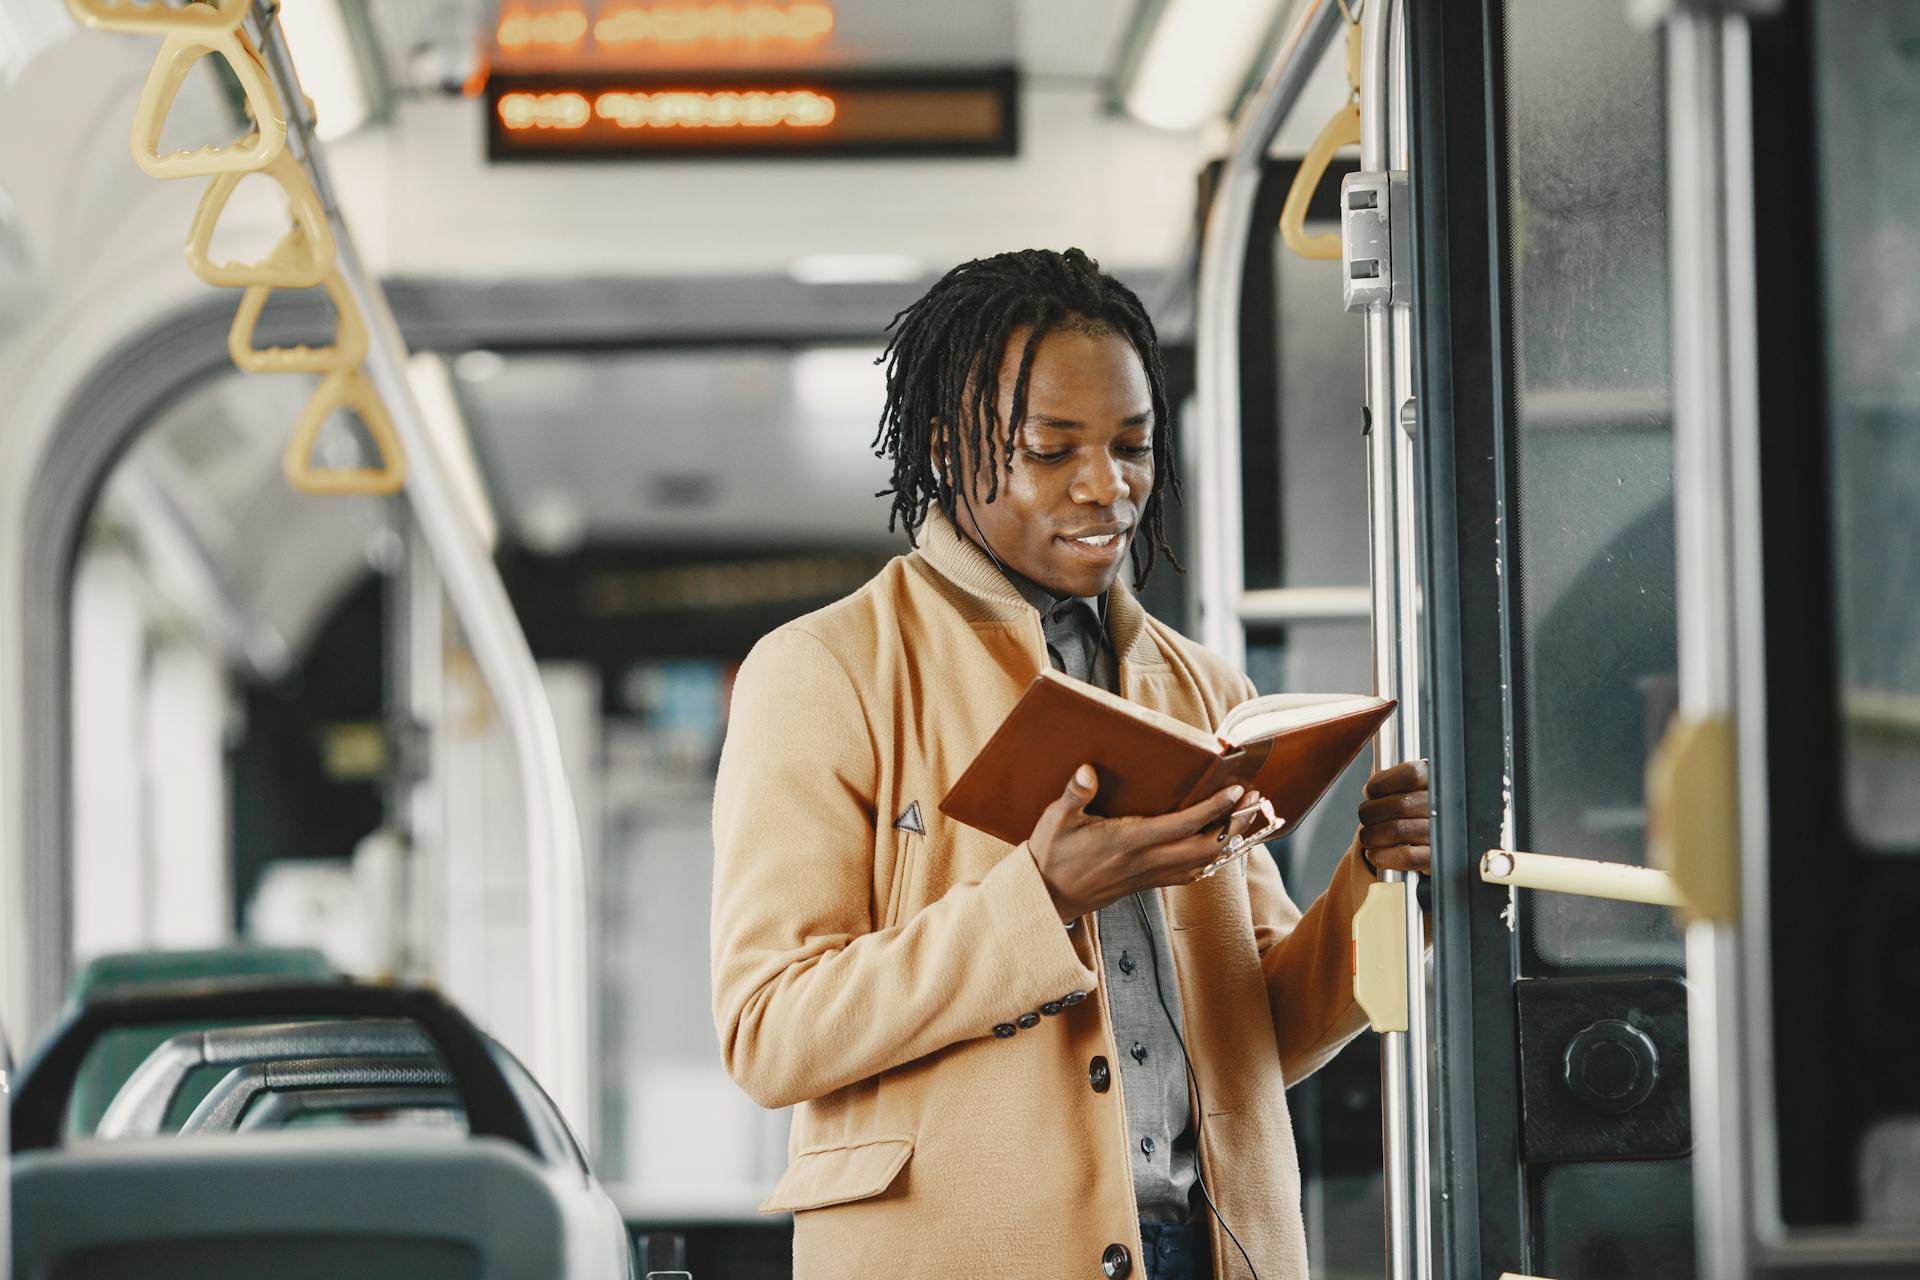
[185, 148, 335, 287]
[131, 26, 286, 179]
[229, 265, 369, 375]
[66, 0, 248, 35]
[284, 368, 409, 497]
[1278, 13, 1363, 262]
[1278, 100, 1360, 260]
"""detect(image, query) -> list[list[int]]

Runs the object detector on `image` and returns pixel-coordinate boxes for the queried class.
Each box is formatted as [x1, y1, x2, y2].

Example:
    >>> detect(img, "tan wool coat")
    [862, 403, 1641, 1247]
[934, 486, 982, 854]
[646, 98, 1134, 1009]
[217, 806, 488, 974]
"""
[710, 509, 1379, 1279]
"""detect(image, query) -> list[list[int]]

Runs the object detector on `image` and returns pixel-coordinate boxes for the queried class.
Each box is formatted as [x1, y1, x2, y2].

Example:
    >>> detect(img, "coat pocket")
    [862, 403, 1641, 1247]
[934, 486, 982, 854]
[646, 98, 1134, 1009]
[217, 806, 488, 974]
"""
[758, 1134, 915, 1215]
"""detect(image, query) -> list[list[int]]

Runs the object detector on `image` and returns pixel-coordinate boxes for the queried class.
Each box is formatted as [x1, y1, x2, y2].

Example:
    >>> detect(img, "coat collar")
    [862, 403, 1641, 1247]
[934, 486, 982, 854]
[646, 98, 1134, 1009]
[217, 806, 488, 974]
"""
[912, 506, 1159, 671]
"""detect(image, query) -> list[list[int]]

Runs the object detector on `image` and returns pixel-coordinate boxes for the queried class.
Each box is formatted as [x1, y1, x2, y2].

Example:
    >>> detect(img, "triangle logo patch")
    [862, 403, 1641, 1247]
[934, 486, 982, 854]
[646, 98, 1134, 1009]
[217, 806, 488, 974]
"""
[892, 801, 926, 836]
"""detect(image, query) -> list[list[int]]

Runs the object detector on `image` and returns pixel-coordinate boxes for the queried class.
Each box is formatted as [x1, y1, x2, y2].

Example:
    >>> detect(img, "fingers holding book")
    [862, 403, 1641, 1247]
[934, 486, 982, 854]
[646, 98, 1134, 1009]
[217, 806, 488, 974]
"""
[1030, 765, 1273, 922]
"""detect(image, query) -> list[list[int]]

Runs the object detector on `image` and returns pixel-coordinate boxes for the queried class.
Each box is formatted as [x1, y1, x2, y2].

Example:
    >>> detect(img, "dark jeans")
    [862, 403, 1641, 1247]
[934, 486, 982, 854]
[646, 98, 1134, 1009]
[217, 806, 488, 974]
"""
[1139, 1221, 1213, 1280]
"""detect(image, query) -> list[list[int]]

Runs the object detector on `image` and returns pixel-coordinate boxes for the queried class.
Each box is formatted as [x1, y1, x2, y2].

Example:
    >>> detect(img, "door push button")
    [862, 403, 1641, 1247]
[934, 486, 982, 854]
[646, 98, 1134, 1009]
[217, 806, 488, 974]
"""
[1101, 1243, 1132, 1278]
[1563, 1018, 1659, 1115]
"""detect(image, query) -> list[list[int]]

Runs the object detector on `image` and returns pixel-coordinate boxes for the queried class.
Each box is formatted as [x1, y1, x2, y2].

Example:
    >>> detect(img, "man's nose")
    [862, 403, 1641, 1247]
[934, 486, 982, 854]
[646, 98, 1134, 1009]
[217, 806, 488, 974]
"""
[1070, 452, 1127, 506]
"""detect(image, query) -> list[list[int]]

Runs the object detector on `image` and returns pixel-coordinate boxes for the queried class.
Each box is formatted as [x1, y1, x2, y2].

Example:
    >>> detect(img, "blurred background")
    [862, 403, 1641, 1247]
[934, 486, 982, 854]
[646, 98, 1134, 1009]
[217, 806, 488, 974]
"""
[0, 1, 1391, 1270]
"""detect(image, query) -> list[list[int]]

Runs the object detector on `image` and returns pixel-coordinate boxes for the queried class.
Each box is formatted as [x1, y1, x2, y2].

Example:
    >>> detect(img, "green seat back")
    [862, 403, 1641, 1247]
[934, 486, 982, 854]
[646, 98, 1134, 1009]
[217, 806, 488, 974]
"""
[64, 947, 335, 1136]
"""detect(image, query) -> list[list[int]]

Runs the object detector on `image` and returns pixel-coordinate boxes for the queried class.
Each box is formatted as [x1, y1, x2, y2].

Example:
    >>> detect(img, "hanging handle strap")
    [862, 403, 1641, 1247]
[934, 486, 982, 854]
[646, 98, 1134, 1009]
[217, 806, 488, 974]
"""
[1279, 100, 1361, 261]
[65, 0, 247, 34]
[131, 26, 286, 179]
[185, 148, 335, 288]
[284, 368, 409, 496]
[229, 265, 369, 374]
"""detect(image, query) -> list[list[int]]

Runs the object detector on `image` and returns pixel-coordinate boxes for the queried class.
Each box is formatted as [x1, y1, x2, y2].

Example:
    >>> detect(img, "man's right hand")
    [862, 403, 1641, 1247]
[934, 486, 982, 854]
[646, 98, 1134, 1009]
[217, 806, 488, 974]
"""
[1028, 764, 1266, 923]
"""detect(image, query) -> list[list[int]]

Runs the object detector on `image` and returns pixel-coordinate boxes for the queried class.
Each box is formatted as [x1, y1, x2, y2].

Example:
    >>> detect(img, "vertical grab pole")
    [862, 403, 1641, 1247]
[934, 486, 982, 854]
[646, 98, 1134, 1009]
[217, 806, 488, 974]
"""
[248, 9, 593, 1131]
[1191, 0, 1345, 666]
[1659, 9, 1764, 1276]
[1358, 0, 1434, 1278]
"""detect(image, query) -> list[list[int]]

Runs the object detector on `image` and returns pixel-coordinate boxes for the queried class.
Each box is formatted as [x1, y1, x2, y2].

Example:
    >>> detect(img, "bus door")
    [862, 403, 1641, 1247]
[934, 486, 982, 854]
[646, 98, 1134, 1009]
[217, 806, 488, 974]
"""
[1407, 1, 1697, 1276]
[1666, 3, 1920, 1276]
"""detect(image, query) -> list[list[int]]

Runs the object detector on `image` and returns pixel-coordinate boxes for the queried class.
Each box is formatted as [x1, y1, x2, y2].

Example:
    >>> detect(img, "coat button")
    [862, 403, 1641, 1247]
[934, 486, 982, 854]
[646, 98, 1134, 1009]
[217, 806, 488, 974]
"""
[1131, 1041, 1148, 1063]
[1017, 1012, 1041, 1030]
[1089, 1056, 1111, 1093]
[1041, 1000, 1064, 1016]
[1101, 1243, 1131, 1278]
[1064, 990, 1088, 1006]
[993, 1023, 1017, 1039]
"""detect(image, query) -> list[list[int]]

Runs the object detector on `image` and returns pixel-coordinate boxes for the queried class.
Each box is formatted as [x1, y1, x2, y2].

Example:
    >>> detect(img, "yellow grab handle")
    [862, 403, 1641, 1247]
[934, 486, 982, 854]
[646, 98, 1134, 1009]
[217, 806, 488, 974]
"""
[1479, 849, 1687, 909]
[285, 367, 409, 496]
[230, 267, 369, 374]
[1279, 100, 1360, 261]
[132, 27, 286, 179]
[186, 150, 335, 288]
[1351, 879, 1409, 1033]
[66, 0, 247, 34]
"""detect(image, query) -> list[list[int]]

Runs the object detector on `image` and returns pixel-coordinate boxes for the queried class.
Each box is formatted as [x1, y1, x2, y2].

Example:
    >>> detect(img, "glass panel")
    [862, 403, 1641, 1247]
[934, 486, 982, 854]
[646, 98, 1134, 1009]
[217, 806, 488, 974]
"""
[1813, 0, 1920, 854]
[1276, 235, 1369, 589]
[1503, 0, 1682, 969]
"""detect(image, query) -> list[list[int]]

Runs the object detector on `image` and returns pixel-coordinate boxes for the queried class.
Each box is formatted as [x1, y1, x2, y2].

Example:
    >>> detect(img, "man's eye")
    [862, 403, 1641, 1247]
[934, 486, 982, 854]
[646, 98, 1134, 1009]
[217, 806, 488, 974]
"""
[1023, 448, 1071, 463]
[1117, 444, 1154, 459]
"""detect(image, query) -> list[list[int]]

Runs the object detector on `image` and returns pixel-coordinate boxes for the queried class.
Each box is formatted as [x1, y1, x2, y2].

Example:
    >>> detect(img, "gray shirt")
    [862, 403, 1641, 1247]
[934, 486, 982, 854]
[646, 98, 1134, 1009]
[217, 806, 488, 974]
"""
[1017, 576, 1199, 1224]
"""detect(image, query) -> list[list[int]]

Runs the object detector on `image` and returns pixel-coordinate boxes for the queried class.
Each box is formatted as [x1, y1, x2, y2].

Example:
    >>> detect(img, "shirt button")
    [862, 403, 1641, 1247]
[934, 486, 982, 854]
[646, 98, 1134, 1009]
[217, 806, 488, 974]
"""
[1016, 1012, 1040, 1030]
[1064, 990, 1088, 1006]
[1041, 1000, 1064, 1017]
[1089, 1056, 1111, 1093]
[1131, 1041, 1148, 1063]
[1141, 1135, 1155, 1157]
[1101, 1243, 1132, 1278]
[1119, 951, 1135, 976]
[993, 1023, 1017, 1039]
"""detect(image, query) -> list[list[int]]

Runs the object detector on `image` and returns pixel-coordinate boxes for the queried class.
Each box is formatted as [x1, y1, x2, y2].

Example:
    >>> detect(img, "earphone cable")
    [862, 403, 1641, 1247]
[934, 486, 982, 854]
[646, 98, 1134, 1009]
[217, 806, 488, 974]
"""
[1133, 891, 1262, 1280]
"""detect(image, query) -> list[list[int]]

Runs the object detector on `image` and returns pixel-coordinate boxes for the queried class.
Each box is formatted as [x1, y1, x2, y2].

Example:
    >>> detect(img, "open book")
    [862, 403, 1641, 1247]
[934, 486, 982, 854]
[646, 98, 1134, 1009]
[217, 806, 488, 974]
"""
[940, 668, 1394, 847]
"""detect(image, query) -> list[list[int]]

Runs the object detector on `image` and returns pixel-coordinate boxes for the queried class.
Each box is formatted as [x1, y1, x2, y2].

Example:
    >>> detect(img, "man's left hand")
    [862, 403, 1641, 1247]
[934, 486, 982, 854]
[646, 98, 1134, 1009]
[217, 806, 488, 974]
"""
[1358, 759, 1431, 875]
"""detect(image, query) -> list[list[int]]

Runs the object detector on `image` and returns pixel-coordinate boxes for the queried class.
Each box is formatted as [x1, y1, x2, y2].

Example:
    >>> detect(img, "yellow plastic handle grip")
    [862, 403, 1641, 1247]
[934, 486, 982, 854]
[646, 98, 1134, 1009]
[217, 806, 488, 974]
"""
[1279, 100, 1360, 262]
[66, 0, 248, 35]
[230, 267, 369, 374]
[186, 149, 336, 288]
[1351, 879, 1408, 1033]
[132, 27, 286, 179]
[285, 368, 409, 496]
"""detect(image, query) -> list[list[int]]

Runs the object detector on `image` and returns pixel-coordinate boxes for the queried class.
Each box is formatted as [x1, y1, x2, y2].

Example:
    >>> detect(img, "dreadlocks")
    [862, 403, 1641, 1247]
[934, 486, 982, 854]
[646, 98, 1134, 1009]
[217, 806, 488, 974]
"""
[871, 247, 1182, 590]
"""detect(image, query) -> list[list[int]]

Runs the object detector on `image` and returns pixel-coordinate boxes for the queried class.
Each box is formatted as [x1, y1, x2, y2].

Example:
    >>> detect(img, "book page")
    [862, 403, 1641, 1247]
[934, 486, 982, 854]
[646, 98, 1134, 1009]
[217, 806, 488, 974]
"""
[1218, 692, 1388, 747]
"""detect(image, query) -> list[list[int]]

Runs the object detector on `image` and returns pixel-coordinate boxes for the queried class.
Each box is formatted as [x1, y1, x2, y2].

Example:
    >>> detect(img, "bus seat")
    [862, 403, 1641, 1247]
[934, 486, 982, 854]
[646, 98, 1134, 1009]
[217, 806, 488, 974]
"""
[10, 1130, 583, 1280]
[97, 1018, 435, 1140]
[65, 947, 334, 1137]
[179, 1054, 453, 1133]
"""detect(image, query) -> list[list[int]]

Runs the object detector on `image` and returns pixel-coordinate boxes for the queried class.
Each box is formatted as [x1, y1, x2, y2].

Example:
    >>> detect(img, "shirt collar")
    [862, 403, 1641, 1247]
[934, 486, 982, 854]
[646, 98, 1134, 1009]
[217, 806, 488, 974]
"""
[998, 563, 1105, 626]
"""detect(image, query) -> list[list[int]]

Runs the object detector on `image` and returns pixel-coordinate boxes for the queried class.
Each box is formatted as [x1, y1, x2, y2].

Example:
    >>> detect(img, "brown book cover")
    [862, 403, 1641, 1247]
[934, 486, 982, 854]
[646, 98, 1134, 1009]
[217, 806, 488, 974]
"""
[940, 669, 1395, 847]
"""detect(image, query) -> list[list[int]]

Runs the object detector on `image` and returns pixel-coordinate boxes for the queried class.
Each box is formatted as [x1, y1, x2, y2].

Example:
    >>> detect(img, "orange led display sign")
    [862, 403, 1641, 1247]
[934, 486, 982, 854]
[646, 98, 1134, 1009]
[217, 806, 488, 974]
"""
[486, 71, 1017, 160]
[497, 3, 835, 55]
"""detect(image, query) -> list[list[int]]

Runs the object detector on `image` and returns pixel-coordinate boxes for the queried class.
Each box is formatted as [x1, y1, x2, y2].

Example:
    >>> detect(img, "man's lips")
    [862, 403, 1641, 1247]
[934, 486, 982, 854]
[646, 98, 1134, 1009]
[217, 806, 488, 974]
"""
[1057, 524, 1131, 556]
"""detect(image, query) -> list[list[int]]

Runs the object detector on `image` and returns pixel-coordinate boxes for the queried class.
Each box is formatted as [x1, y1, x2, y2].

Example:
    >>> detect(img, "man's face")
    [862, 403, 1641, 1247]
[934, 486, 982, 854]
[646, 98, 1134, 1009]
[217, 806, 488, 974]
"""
[950, 323, 1155, 600]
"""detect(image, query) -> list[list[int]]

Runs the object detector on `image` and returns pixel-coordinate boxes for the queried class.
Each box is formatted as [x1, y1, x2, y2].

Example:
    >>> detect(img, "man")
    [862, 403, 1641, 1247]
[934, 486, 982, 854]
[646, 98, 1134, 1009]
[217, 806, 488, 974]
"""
[711, 248, 1431, 1279]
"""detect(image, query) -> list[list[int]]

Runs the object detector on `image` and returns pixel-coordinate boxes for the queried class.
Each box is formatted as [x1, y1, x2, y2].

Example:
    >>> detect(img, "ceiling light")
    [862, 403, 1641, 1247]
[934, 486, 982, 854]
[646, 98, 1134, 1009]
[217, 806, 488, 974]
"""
[787, 253, 927, 286]
[278, 0, 375, 141]
[1118, 0, 1291, 132]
